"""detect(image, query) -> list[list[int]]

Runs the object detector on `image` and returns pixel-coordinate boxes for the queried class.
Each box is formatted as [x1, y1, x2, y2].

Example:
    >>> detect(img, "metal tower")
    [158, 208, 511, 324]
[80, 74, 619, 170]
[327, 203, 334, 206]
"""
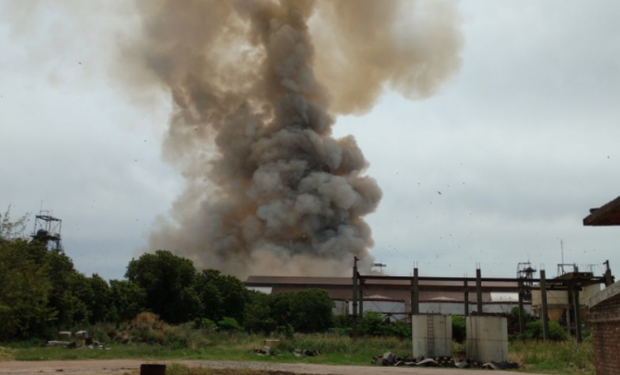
[31, 210, 63, 252]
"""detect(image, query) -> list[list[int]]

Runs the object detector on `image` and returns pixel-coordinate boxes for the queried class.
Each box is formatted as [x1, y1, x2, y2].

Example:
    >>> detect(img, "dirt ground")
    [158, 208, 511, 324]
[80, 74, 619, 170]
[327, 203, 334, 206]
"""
[0, 359, 541, 375]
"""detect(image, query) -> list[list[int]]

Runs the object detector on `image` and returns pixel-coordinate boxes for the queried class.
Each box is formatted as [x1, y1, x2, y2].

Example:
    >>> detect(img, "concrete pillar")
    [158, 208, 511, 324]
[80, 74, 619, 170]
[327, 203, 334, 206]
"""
[358, 280, 364, 318]
[463, 280, 469, 317]
[352, 257, 358, 339]
[412, 315, 453, 360]
[518, 279, 525, 334]
[604, 260, 613, 287]
[573, 286, 582, 342]
[466, 316, 508, 362]
[540, 269, 549, 341]
[412, 268, 419, 315]
[476, 268, 483, 314]
[565, 305, 571, 336]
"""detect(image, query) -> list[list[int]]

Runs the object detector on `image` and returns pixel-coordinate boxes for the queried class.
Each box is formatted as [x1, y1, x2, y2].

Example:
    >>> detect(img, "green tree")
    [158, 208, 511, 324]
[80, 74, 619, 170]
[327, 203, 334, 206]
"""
[452, 315, 466, 343]
[270, 289, 334, 333]
[0, 206, 29, 242]
[43, 250, 90, 328]
[194, 269, 248, 323]
[244, 291, 277, 334]
[79, 274, 113, 324]
[109, 280, 146, 323]
[0, 239, 55, 340]
[125, 250, 198, 323]
[359, 311, 386, 336]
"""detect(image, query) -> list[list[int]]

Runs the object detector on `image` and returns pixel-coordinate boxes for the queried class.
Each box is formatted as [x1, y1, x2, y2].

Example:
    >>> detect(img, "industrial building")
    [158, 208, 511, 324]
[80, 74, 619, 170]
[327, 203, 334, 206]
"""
[245, 275, 529, 320]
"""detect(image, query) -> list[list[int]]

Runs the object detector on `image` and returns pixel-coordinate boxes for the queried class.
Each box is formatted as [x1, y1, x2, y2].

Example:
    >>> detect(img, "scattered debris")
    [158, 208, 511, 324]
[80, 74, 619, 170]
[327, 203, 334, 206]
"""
[250, 346, 271, 355]
[292, 349, 320, 357]
[371, 352, 518, 370]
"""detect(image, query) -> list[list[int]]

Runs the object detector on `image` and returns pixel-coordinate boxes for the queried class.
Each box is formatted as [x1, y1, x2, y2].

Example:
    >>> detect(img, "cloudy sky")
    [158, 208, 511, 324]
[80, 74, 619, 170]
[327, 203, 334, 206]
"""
[1, 0, 619, 281]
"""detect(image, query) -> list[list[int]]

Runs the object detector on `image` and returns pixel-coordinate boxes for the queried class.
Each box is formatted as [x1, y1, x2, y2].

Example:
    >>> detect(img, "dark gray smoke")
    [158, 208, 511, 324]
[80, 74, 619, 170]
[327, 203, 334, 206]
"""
[120, 0, 463, 277]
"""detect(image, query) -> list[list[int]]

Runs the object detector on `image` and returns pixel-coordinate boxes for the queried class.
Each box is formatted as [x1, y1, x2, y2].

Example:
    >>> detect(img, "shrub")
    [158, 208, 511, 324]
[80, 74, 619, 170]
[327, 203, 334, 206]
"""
[523, 319, 568, 341]
[193, 318, 216, 331]
[452, 315, 466, 343]
[217, 317, 242, 332]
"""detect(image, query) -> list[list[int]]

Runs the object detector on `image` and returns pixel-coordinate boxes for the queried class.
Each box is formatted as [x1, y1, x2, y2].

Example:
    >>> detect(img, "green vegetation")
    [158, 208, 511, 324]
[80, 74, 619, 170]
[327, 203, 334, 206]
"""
[509, 340, 594, 374]
[0, 331, 595, 374]
[167, 364, 280, 375]
[451, 315, 466, 343]
[0, 209, 597, 375]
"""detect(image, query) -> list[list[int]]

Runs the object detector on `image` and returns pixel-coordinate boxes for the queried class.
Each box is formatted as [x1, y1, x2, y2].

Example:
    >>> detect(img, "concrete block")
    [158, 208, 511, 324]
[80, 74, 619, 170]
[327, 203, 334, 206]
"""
[466, 316, 508, 362]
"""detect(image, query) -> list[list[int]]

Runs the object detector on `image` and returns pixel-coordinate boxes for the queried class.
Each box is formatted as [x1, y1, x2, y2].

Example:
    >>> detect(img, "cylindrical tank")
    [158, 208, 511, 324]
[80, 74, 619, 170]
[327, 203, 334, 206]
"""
[412, 314, 453, 359]
[466, 316, 508, 362]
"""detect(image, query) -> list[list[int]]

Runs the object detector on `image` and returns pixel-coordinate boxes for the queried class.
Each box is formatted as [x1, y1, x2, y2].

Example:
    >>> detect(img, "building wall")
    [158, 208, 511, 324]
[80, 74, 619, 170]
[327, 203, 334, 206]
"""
[589, 292, 620, 375]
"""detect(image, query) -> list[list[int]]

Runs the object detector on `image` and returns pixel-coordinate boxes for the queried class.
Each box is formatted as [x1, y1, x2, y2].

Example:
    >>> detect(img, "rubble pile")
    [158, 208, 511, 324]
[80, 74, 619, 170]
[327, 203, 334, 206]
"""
[372, 352, 519, 370]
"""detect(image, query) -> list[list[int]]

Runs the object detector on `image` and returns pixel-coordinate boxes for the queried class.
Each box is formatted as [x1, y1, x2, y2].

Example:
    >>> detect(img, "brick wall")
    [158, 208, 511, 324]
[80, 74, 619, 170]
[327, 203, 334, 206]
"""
[589, 293, 620, 375]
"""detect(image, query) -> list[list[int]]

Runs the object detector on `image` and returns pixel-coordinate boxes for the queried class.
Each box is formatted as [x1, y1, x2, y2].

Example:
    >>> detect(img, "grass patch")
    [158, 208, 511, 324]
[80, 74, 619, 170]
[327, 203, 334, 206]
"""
[167, 363, 297, 375]
[4, 331, 596, 375]
[509, 340, 594, 375]
[0, 346, 16, 361]
[5, 333, 410, 365]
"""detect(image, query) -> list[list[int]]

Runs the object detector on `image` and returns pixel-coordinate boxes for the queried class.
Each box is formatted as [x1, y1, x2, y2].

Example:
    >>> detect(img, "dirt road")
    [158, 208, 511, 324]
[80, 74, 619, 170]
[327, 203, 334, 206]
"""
[0, 359, 539, 375]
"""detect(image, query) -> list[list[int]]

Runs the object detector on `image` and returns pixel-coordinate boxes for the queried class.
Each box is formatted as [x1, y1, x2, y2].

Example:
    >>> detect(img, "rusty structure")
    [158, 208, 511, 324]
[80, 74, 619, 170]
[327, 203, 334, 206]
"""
[31, 210, 63, 252]
[349, 262, 611, 341]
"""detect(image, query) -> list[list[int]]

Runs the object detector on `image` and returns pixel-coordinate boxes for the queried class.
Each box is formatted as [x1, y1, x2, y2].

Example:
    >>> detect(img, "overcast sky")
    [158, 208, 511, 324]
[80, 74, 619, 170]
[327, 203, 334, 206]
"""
[1, 0, 619, 281]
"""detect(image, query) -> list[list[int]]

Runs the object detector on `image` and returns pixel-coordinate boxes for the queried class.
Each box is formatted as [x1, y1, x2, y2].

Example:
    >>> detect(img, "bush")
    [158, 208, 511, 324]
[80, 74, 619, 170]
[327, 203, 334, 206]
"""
[217, 317, 242, 332]
[193, 318, 216, 331]
[522, 319, 568, 341]
[452, 315, 466, 343]
[359, 311, 385, 336]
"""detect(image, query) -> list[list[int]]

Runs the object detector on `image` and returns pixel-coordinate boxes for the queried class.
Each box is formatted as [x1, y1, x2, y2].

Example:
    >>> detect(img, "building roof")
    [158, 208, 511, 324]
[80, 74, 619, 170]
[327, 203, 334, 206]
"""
[583, 195, 620, 226]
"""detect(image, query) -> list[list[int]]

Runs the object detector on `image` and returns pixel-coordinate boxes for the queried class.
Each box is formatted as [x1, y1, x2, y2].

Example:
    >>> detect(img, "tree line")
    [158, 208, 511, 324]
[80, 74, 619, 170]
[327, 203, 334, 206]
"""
[0, 212, 337, 341]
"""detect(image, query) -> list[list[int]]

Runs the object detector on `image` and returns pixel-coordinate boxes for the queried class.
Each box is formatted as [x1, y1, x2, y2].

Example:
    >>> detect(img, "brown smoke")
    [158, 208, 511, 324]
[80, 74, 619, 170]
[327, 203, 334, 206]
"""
[122, 0, 462, 277]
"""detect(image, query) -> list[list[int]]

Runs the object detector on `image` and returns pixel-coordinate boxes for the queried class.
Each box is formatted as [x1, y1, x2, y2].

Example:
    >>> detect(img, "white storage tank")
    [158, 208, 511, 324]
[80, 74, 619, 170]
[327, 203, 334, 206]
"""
[466, 316, 508, 362]
[412, 314, 453, 359]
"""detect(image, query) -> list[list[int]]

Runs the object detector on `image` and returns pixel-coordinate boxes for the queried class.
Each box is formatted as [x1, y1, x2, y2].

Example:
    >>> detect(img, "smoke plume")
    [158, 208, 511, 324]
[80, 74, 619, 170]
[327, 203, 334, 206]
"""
[124, 0, 462, 277]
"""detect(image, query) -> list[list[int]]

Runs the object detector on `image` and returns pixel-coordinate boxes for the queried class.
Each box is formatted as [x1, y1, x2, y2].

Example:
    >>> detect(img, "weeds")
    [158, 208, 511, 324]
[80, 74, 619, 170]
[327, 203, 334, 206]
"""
[509, 340, 594, 374]
[3, 328, 596, 375]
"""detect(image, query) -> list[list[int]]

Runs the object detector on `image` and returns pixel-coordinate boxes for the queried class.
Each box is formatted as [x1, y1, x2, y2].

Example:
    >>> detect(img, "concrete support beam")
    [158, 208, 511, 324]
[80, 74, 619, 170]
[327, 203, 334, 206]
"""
[540, 269, 550, 341]
[518, 279, 525, 334]
[464, 280, 469, 317]
[358, 280, 364, 318]
[573, 286, 582, 342]
[412, 268, 420, 315]
[476, 268, 483, 314]
[352, 257, 358, 339]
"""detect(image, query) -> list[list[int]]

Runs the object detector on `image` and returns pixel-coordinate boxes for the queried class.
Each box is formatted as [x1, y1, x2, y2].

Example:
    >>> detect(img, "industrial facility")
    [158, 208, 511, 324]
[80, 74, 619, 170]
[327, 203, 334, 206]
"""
[245, 259, 614, 342]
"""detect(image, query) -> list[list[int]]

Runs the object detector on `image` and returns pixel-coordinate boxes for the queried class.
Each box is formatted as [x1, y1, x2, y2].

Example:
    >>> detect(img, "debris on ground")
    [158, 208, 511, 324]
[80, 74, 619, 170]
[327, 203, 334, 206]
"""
[251, 346, 272, 355]
[292, 349, 320, 357]
[371, 352, 519, 370]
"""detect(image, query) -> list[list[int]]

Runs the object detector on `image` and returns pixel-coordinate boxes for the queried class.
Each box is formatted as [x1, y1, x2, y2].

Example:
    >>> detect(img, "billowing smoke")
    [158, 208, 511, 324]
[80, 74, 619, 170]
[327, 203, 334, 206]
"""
[122, 0, 462, 277]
